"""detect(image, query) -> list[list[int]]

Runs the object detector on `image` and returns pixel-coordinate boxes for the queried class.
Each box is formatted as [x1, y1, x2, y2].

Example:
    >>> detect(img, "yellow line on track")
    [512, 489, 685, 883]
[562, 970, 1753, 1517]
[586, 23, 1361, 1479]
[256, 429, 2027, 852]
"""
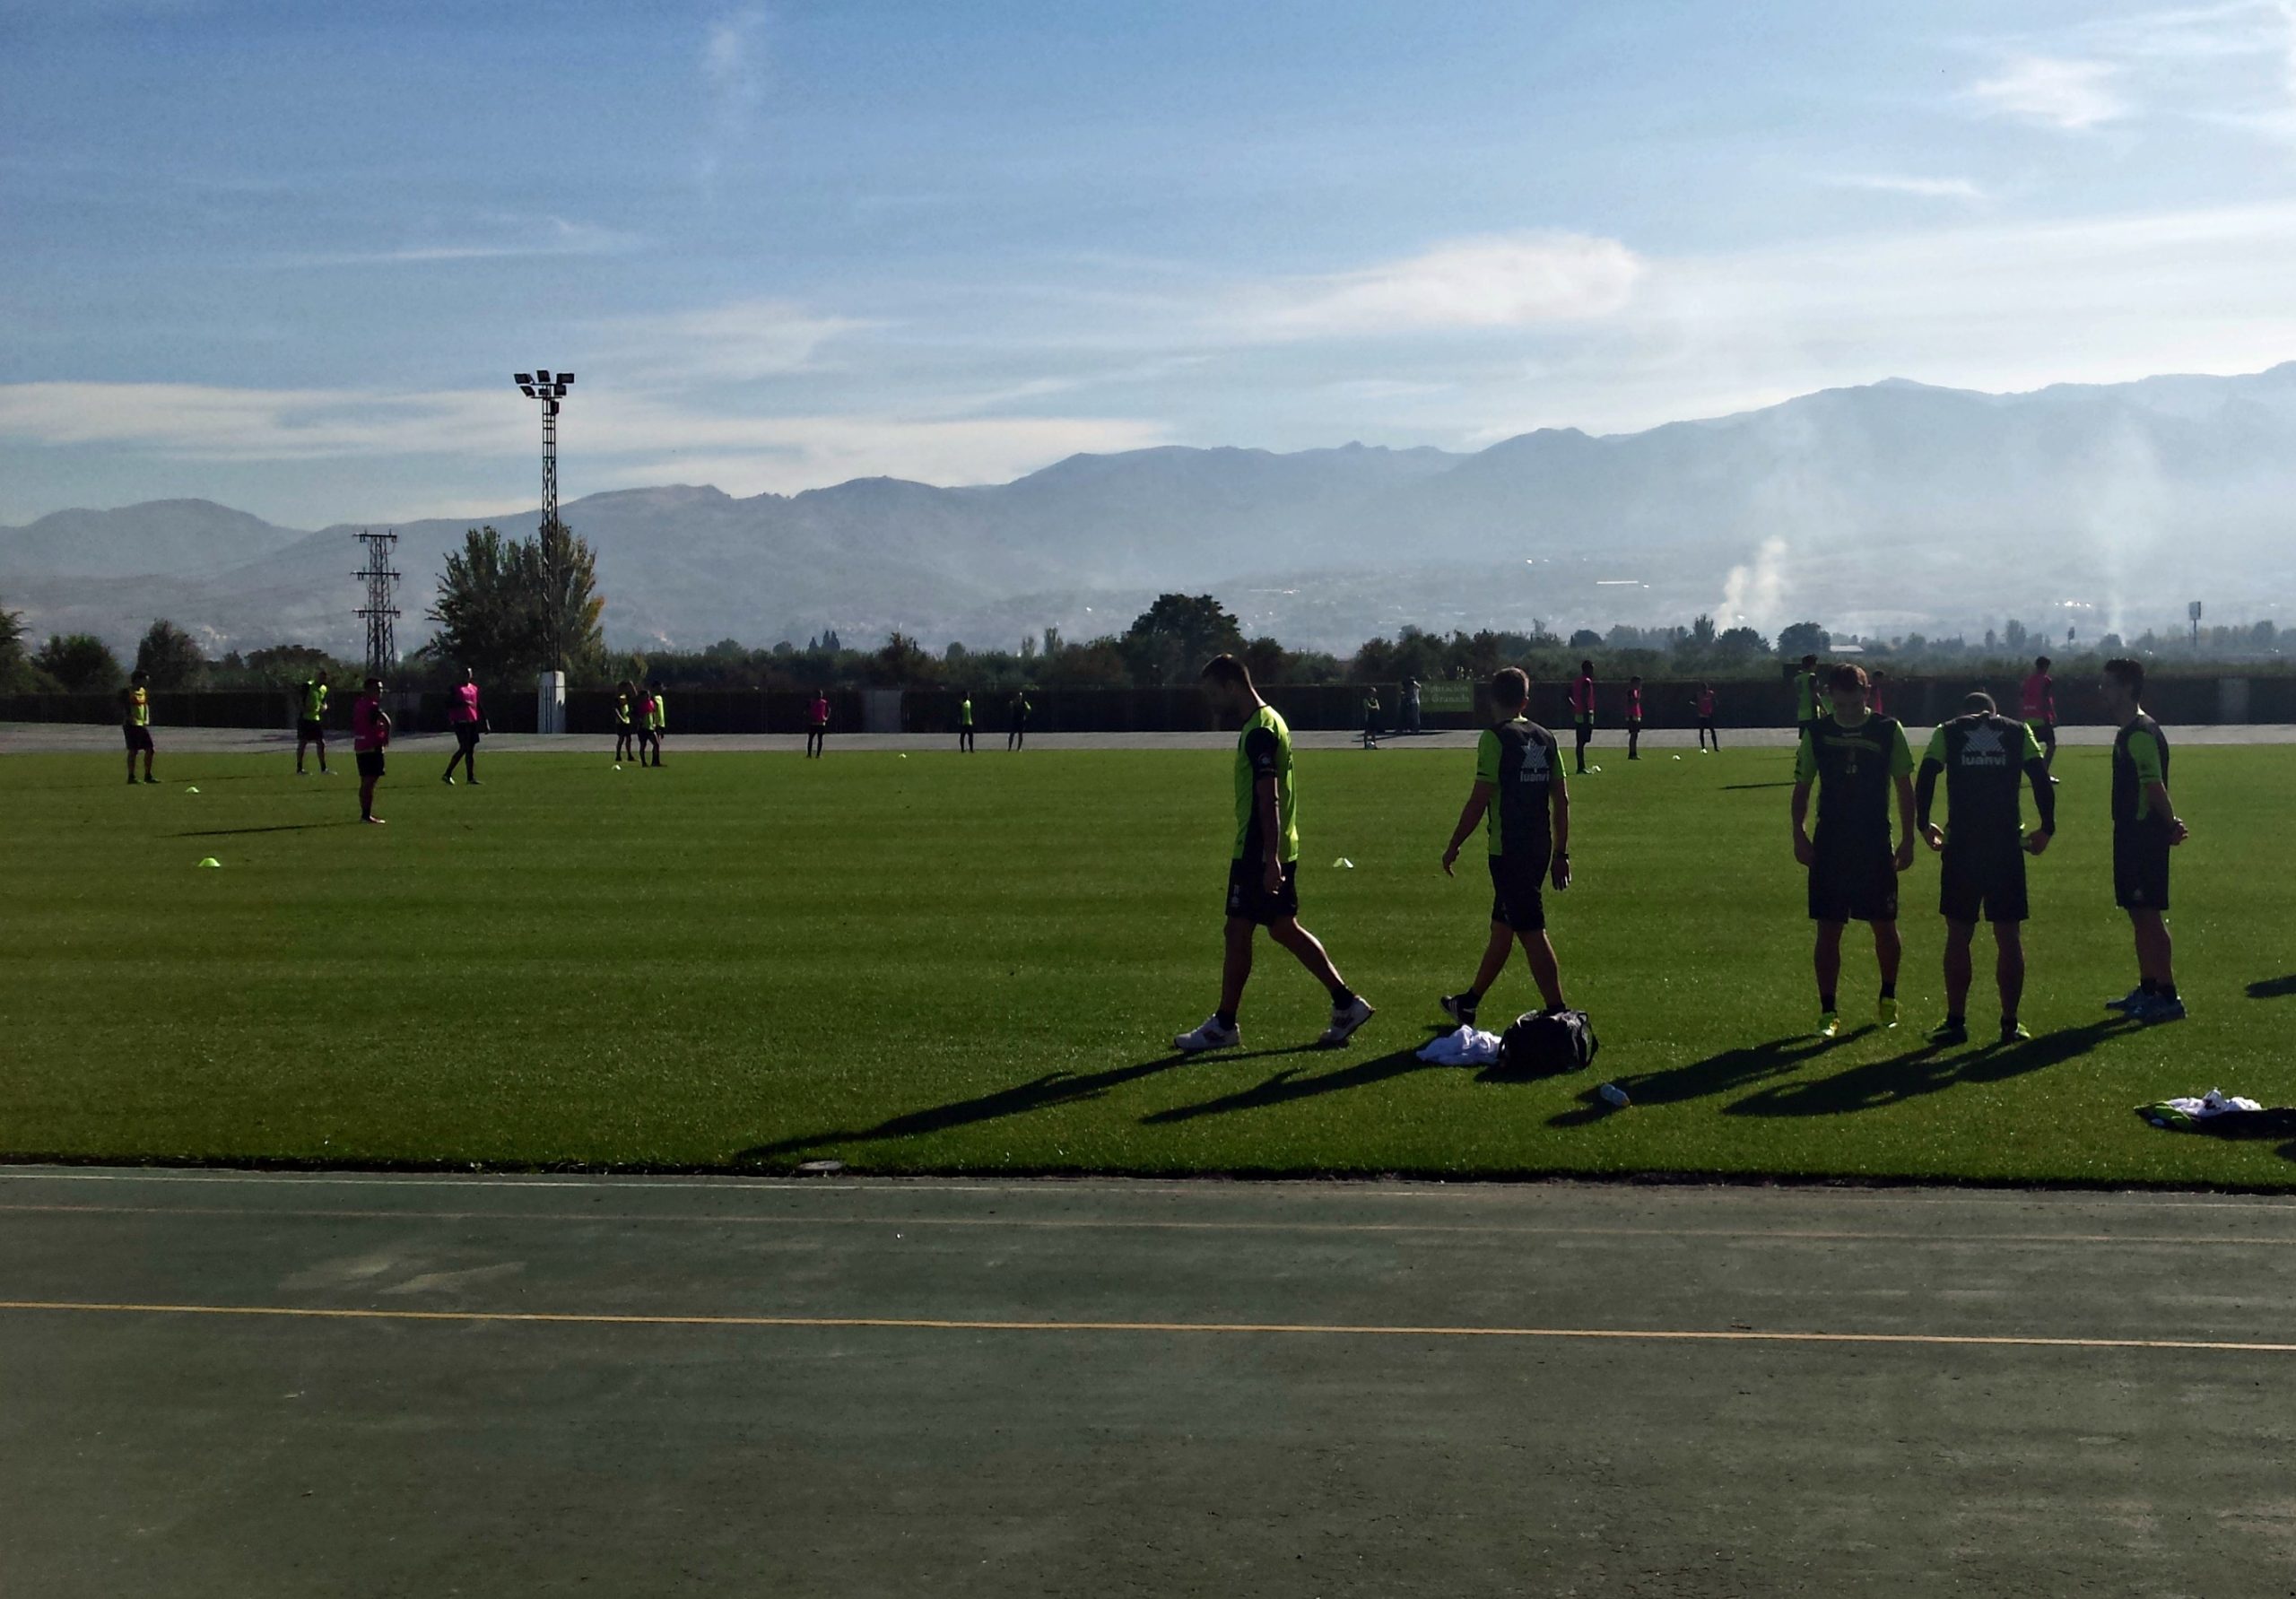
[1, 1299, 2292, 1353]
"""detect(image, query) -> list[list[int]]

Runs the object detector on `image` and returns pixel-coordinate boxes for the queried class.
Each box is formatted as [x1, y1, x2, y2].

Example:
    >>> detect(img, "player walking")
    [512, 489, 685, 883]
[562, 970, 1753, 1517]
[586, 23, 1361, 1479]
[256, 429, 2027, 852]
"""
[1917, 691, 2057, 1044]
[1694, 682, 1718, 752]
[959, 691, 975, 753]
[2021, 656, 2058, 780]
[1569, 660, 1596, 774]
[645, 681, 668, 766]
[2100, 658, 2189, 1023]
[1790, 664, 1917, 1038]
[1361, 687, 1381, 750]
[1625, 675, 1644, 760]
[119, 669, 156, 785]
[352, 676, 390, 824]
[442, 668, 484, 786]
[1007, 689, 1031, 752]
[1439, 668, 1570, 1026]
[1172, 655, 1374, 1054]
[805, 689, 829, 758]
[613, 680, 637, 766]
[295, 677, 331, 776]
[1794, 654, 1822, 745]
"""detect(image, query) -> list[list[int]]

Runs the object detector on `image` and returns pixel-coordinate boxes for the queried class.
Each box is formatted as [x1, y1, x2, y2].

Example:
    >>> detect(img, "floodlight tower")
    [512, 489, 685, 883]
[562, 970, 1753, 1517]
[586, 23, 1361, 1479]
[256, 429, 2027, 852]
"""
[352, 530, 402, 681]
[514, 369, 575, 666]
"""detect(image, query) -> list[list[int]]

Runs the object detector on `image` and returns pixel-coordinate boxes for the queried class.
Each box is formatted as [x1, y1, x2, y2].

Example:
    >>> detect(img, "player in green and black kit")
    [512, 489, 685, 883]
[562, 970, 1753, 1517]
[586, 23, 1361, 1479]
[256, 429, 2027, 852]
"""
[1790, 663, 1917, 1038]
[1438, 667, 1570, 1026]
[1172, 655, 1374, 1054]
[295, 677, 331, 775]
[2100, 658, 2189, 1023]
[1916, 691, 2057, 1044]
[958, 691, 975, 753]
[1793, 654, 1821, 745]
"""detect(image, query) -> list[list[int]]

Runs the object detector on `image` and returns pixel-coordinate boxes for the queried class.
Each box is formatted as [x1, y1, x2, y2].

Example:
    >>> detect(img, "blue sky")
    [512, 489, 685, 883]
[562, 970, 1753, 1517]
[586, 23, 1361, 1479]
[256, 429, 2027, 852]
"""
[7, 0, 2296, 526]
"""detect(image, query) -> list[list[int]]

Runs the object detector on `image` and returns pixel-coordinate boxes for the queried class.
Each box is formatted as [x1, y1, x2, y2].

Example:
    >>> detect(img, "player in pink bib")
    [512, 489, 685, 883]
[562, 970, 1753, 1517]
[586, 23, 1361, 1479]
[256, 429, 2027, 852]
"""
[443, 668, 483, 786]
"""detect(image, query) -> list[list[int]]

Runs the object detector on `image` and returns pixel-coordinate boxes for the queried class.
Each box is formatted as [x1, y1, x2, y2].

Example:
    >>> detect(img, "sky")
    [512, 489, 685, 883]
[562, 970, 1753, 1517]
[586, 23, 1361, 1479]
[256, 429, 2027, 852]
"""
[7, 0, 2296, 527]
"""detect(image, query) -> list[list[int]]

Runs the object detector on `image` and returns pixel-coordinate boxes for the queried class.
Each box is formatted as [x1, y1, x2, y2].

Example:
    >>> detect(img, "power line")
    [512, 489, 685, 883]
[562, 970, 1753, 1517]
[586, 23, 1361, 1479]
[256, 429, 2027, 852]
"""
[352, 530, 401, 680]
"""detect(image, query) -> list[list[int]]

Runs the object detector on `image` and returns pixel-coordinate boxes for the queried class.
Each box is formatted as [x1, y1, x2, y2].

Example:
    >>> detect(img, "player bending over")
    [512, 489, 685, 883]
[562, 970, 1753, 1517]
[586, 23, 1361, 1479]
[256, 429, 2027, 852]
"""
[1790, 663, 1916, 1038]
[2100, 658, 2189, 1023]
[1917, 691, 2056, 1045]
[1439, 667, 1570, 1028]
[1172, 654, 1374, 1055]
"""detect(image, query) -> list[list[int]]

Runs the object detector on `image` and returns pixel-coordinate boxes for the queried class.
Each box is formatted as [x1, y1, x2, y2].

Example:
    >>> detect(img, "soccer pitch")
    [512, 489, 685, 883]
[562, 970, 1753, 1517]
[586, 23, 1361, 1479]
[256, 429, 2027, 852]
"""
[3, 742, 2290, 1186]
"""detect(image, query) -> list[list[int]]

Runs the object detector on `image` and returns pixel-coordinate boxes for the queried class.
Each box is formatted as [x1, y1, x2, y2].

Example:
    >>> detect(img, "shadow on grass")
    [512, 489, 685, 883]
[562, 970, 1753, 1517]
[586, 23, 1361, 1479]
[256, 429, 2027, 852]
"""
[2248, 975, 2296, 1000]
[173, 822, 348, 838]
[1142, 1038, 1452, 1125]
[1720, 781, 1797, 792]
[1726, 1018, 2126, 1117]
[1545, 1032, 1842, 1128]
[737, 1042, 1325, 1161]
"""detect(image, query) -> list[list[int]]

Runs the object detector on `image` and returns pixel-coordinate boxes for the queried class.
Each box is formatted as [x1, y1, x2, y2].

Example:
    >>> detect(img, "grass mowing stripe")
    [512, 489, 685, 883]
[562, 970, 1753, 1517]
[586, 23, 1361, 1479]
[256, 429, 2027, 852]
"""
[3, 745, 2291, 1184]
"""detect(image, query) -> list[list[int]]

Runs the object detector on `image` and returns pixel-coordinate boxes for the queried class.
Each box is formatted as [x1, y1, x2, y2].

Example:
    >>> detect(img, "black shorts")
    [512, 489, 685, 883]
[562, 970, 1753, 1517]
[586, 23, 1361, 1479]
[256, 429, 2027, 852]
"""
[298, 718, 324, 740]
[1809, 836, 1897, 923]
[122, 726, 153, 752]
[1225, 857, 1300, 926]
[2114, 822, 2171, 912]
[1939, 839, 2028, 924]
[615, 723, 632, 739]
[1489, 853, 1549, 933]
[453, 722, 481, 750]
[356, 750, 386, 778]
[2030, 718, 2057, 754]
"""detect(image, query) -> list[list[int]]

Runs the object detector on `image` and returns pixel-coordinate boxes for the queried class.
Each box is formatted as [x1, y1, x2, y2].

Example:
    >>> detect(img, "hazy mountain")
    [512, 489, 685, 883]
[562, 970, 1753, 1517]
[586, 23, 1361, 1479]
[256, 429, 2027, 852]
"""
[4, 368, 2292, 658]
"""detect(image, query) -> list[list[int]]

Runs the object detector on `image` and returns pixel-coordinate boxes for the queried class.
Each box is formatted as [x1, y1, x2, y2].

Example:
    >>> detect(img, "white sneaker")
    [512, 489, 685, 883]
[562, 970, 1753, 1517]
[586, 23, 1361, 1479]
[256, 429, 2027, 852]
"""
[1318, 995, 1376, 1047]
[1173, 1016, 1240, 1054]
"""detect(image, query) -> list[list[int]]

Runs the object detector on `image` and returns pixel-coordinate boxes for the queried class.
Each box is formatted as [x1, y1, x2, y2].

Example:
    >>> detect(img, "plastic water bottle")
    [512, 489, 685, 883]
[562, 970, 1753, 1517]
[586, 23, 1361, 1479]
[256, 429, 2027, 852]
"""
[1598, 1082, 1631, 1108]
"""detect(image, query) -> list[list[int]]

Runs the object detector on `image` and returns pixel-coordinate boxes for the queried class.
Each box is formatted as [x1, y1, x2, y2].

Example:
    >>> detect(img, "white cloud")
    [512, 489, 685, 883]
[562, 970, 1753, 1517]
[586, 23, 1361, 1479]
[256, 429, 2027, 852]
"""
[1826, 174, 1989, 202]
[600, 298, 873, 382]
[0, 378, 1168, 498]
[699, 7, 768, 188]
[1966, 55, 2127, 129]
[1237, 233, 1643, 338]
[283, 217, 642, 269]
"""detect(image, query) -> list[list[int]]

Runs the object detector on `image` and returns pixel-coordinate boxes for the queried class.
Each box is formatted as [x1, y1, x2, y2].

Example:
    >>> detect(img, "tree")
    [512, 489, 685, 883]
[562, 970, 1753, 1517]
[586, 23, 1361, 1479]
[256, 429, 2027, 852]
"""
[2004, 619, 2028, 653]
[1712, 626, 1771, 661]
[35, 632, 125, 692]
[1776, 621, 1830, 659]
[0, 598, 30, 690]
[428, 521, 605, 681]
[1690, 613, 1718, 647]
[1241, 636, 1291, 685]
[134, 618, 207, 689]
[1121, 594, 1244, 687]
[869, 631, 937, 685]
[1568, 628, 1603, 649]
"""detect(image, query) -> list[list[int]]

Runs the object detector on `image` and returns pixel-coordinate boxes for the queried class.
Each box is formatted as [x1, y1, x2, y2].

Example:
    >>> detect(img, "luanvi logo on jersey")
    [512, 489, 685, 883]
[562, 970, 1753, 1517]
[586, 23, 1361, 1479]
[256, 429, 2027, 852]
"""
[1520, 744, 1551, 781]
[1960, 724, 2008, 767]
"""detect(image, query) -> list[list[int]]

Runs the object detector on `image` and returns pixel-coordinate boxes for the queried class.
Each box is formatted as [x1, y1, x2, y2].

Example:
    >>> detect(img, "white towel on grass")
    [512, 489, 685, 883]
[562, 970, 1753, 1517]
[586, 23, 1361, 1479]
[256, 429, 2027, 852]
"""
[1418, 1026, 1502, 1066]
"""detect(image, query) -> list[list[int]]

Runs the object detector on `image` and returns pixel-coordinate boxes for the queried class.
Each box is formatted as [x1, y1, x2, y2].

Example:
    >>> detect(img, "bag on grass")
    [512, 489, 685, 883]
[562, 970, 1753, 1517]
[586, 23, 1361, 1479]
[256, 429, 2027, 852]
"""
[1497, 1009, 1599, 1076]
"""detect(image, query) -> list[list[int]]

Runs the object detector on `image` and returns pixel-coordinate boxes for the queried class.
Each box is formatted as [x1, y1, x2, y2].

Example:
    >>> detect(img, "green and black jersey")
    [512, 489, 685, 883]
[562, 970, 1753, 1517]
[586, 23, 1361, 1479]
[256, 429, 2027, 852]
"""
[301, 682, 328, 722]
[1474, 717, 1560, 858]
[1232, 703, 1300, 864]
[2112, 714, 2171, 825]
[1918, 712, 2051, 847]
[1796, 712, 1911, 842]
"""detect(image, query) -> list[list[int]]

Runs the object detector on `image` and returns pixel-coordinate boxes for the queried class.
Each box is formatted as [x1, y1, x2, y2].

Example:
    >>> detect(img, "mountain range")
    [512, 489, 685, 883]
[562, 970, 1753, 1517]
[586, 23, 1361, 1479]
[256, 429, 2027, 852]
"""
[5, 364, 2294, 659]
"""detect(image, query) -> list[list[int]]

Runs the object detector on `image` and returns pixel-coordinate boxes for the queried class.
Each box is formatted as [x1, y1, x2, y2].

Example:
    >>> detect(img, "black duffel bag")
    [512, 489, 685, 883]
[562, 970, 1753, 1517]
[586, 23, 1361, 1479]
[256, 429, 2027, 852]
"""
[1496, 1009, 1600, 1076]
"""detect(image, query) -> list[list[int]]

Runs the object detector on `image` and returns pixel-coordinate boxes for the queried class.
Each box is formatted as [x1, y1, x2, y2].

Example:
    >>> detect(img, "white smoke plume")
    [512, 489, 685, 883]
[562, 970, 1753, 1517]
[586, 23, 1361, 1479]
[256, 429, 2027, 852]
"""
[1720, 535, 1792, 635]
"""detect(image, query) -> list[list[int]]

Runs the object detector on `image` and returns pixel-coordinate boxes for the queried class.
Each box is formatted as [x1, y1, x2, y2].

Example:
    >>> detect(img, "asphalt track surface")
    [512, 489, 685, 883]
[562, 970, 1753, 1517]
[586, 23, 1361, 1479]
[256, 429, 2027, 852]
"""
[8, 721, 2296, 756]
[5, 1169, 2292, 1597]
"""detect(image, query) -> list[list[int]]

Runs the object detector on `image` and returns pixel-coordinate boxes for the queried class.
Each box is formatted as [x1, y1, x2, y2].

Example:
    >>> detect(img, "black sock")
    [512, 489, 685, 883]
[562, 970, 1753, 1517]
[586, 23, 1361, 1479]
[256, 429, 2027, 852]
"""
[2141, 978, 2160, 995]
[2001, 1013, 2017, 1031]
[1881, 981, 1897, 1001]
[1819, 989, 1837, 1012]
[1215, 1010, 1237, 1030]
[1462, 986, 1483, 1006]
[1945, 1012, 1965, 1028]
[1329, 985, 1355, 1009]
[2158, 983, 2178, 1002]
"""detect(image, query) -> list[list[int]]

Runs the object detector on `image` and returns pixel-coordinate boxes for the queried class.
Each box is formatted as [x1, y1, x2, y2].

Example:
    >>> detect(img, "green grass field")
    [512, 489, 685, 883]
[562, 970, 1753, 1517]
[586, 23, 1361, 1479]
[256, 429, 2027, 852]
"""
[3, 740, 2291, 1185]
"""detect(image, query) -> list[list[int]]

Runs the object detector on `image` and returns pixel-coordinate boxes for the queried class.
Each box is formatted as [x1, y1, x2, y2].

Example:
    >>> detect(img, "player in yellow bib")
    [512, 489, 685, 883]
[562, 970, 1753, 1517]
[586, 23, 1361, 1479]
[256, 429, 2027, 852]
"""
[119, 671, 156, 784]
[1172, 655, 1373, 1054]
[295, 678, 331, 776]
